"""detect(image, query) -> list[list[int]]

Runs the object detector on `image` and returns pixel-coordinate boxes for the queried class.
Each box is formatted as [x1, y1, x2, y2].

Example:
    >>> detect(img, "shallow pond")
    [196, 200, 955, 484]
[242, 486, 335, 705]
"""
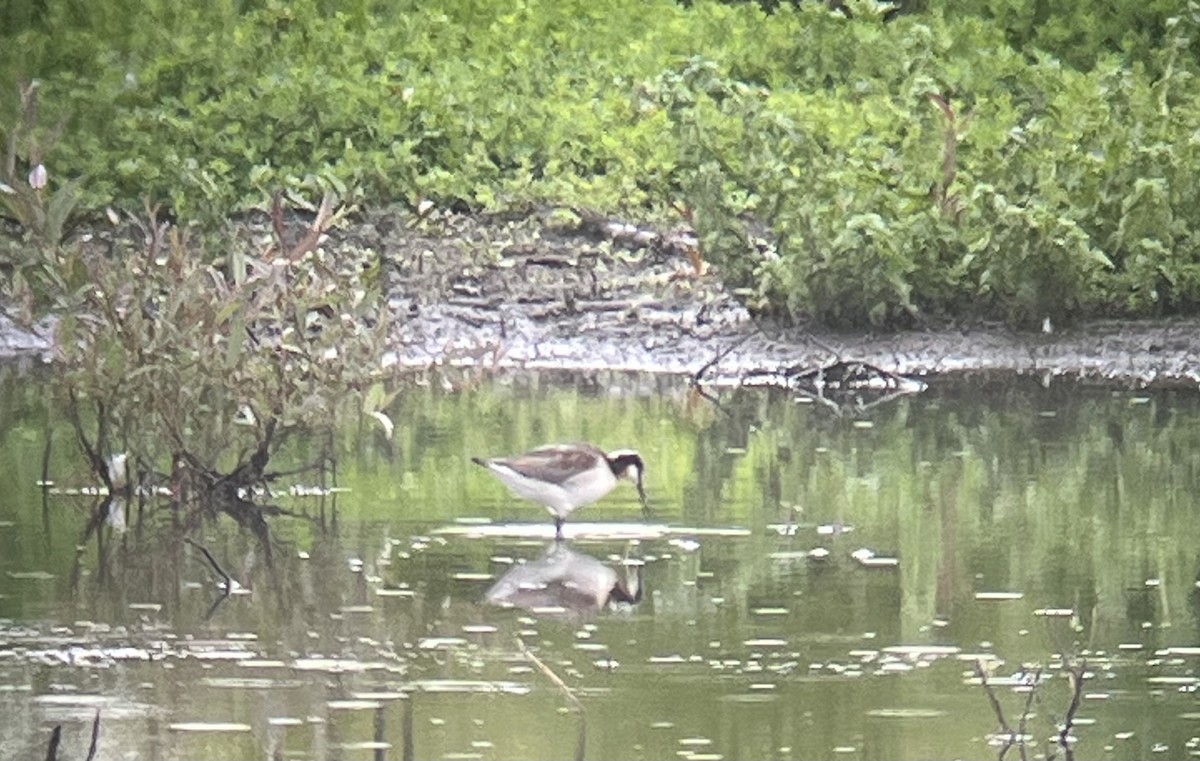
[2, 370, 1200, 760]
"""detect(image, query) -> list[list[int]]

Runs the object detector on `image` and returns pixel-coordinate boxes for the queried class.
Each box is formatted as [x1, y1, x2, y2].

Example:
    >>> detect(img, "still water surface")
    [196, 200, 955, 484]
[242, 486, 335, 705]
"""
[2, 371, 1200, 760]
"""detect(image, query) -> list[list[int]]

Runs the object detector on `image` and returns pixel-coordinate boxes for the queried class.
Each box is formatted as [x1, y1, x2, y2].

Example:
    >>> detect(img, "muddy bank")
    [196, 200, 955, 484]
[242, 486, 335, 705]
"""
[374, 209, 1200, 388]
[4, 207, 1200, 388]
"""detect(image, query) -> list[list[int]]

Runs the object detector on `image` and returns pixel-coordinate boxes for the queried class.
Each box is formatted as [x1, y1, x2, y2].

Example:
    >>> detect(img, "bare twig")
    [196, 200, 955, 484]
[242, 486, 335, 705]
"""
[260, 456, 332, 482]
[43, 725, 61, 761]
[925, 92, 961, 219]
[41, 424, 52, 531]
[85, 709, 100, 761]
[66, 390, 112, 490]
[285, 192, 336, 262]
[975, 659, 1013, 735]
[1057, 660, 1086, 753]
[270, 191, 287, 252]
[401, 693, 414, 761]
[184, 537, 233, 595]
[690, 332, 751, 388]
[373, 704, 386, 761]
[517, 637, 587, 761]
[1017, 668, 1040, 736]
[1017, 667, 1041, 761]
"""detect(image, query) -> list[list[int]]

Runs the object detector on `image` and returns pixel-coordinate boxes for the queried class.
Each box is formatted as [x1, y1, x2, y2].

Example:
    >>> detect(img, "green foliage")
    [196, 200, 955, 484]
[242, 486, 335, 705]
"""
[646, 4, 1200, 326]
[0, 81, 89, 319]
[942, 0, 1198, 73]
[3, 0, 1200, 326]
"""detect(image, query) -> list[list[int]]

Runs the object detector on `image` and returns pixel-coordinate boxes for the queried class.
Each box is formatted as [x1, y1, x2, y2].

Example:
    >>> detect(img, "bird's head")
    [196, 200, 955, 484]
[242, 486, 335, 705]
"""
[608, 450, 647, 507]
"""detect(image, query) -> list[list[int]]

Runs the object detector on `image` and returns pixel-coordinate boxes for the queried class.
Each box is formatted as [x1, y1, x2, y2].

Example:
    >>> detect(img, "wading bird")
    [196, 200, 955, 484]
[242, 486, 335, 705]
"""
[471, 443, 647, 539]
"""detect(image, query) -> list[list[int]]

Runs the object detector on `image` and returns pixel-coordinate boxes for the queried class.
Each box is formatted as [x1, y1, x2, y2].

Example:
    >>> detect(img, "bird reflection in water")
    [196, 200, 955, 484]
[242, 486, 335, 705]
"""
[483, 541, 642, 618]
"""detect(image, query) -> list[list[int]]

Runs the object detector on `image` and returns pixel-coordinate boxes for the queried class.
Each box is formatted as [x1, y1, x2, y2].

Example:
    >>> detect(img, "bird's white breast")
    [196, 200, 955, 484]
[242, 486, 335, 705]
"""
[487, 460, 617, 517]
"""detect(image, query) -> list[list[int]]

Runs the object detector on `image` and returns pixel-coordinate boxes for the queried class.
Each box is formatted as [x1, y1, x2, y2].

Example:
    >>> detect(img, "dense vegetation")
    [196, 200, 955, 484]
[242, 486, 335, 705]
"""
[2, 0, 1199, 327]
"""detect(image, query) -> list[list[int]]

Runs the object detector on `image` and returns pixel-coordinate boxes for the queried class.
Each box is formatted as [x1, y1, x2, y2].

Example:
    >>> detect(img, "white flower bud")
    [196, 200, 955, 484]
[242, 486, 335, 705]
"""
[28, 164, 48, 190]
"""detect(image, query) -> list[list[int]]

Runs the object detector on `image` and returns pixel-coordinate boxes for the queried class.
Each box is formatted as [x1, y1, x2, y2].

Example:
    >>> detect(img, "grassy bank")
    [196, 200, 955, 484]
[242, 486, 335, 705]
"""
[3, 0, 1200, 327]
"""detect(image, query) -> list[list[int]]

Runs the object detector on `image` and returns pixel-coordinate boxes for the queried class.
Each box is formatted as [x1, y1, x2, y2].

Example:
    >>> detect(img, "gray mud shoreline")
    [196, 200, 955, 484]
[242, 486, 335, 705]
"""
[5, 207, 1200, 388]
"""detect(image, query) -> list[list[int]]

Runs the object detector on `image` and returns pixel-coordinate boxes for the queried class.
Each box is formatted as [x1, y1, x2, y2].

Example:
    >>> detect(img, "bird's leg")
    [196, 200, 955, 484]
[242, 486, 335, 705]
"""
[555, 516, 565, 542]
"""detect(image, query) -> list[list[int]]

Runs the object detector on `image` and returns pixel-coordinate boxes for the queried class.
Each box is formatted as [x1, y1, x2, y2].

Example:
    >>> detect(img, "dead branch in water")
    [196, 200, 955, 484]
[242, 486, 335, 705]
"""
[975, 660, 1014, 736]
[517, 637, 587, 761]
[65, 390, 112, 491]
[184, 537, 233, 595]
[1016, 667, 1041, 761]
[1047, 660, 1086, 761]
[41, 711, 99, 761]
[86, 709, 100, 761]
[690, 332, 752, 389]
[43, 725, 61, 761]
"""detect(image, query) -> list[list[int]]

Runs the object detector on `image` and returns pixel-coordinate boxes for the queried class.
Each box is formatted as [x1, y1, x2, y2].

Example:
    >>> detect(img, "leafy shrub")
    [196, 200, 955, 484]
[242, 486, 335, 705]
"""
[0, 80, 89, 318]
[55, 197, 390, 525]
[647, 4, 1200, 326]
[943, 0, 1198, 74]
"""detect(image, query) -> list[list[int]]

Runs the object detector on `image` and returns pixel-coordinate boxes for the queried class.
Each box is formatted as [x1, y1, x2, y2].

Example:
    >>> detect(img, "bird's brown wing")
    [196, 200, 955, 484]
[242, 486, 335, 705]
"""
[496, 444, 604, 485]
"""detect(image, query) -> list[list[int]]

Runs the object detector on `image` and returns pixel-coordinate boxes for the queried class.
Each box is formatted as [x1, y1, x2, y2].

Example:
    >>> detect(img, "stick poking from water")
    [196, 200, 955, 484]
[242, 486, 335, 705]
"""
[184, 538, 233, 595]
[975, 659, 1013, 736]
[85, 709, 100, 761]
[1051, 660, 1086, 761]
[43, 725, 61, 761]
[517, 637, 587, 761]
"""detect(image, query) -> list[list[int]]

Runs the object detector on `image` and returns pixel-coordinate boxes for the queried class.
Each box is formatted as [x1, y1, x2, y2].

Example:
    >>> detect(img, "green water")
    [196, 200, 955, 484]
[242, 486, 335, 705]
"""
[2, 369, 1199, 760]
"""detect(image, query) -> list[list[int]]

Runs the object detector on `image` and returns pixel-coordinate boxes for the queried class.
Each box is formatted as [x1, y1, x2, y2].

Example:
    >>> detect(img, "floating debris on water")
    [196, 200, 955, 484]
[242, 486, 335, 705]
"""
[375, 587, 416, 598]
[291, 658, 387, 672]
[351, 691, 408, 701]
[7, 571, 55, 581]
[817, 523, 854, 535]
[1034, 608, 1075, 617]
[169, 722, 252, 732]
[200, 677, 302, 690]
[974, 591, 1024, 601]
[327, 699, 382, 710]
[336, 741, 392, 751]
[882, 645, 961, 660]
[417, 637, 468, 650]
[744, 638, 788, 648]
[403, 679, 531, 695]
[866, 708, 947, 719]
[852, 548, 899, 567]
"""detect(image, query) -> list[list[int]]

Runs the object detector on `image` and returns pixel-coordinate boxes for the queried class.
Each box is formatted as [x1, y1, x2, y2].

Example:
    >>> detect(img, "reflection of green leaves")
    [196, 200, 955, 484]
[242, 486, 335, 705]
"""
[328, 378, 1200, 654]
